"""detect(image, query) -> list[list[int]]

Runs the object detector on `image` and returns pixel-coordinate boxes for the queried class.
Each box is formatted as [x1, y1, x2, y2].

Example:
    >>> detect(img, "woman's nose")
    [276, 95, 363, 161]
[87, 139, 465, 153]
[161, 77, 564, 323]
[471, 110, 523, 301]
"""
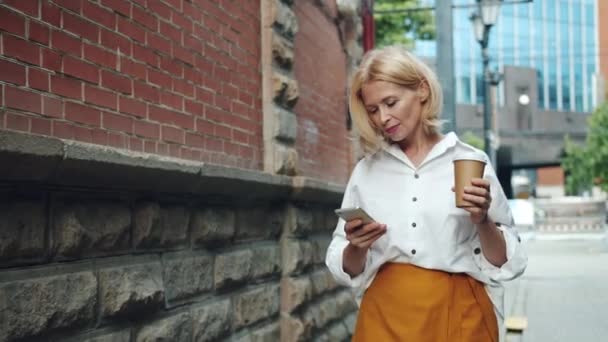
[379, 108, 391, 123]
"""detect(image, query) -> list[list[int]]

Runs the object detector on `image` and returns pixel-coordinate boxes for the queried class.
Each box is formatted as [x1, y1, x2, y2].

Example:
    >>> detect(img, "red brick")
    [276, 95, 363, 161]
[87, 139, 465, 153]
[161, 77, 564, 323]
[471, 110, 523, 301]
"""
[173, 79, 194, 97]
[165, 0, 183, 12]
[0, 7, 26, 37]
[185, 99, 203, 116]
[132, 43, 158, 67]
[182, 1, 198, 20]
[161, 125, 184, 144]
[238, 91, 253, 107]
[103, 112, 133, 133]
[29, 21, 50, 46]
[144, 140, 156, 153]
[214, 124, 230, 138]
[6, 112, 30, 132]
[51, 75, 82, 100]
[147, 68, 172, 89]
[168, 144, 180, 157]
[91, 129, 109, 145]
[172, 44, 194, 66]
[101, 0, 131, 17]
[196, 87, 214, 103]
[41, 1, 61, 27]
[134, 81, 160, 103]
[31, 117, 52, 135]
[107, 132, 127, 148]
[129, 137, 143, 151]
[232, 129, 248, 144]
[63, 56, 99, 83]
[132, 5, 157, 31]
[160, 92, 183, 110]
[149, 105, 194, 129]
[195, 118, 214, 135]
[83, 1, 116, 30]
[185, 132, 204, 148]
[53, 121, 75, 139]
[157, 143, 168, 155]
[51, 30, 82, 56]
[120, 57, 146, 80]
[147, 32, 171, 54]
[5, 86, 42, 114]
[118, 96, 147, 118]
[101, 70, 132, 94]
[160, 57, 183, 78]
[117, 17, 145, 43]
[54, 0, 82, 13]
[4, 0, 40, 17]
[73, 125, 93, 143]
[184, 34, 204, 55]
[134, 120, 160, 139]
[172, 12, 192, 33]
[205, 136, 223, 152]
[3, 34, 40, 65]
[214, 94, 230, 111]
[148, 0, 173, 19]
[160, 21, 183, 44]
[132, 0, 146, 8]
[41, 48, 62, 71]
[65, 101, 101, 126]
[0, 59, 26, 85]
[100, 29, 131, 55]
[62, 12, 99, 43]
[84, 44, 117, 69]
[42, 95, 63, 118]
[84, 85, 118, 110]
[28, 67, 50, 91]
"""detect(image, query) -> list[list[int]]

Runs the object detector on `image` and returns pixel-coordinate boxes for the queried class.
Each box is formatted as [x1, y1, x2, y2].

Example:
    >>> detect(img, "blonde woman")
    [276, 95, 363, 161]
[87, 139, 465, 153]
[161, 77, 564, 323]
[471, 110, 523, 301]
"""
[325, 46, 527, 342]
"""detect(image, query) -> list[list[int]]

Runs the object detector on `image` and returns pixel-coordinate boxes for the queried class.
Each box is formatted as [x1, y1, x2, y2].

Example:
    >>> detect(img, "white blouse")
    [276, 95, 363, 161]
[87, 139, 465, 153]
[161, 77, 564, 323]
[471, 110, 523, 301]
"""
[325, 132, 527, 340]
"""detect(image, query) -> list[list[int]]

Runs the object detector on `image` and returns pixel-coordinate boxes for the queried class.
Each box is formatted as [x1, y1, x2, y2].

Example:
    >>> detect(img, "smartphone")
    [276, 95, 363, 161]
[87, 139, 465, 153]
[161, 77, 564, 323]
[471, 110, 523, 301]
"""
[334, 207, 375, 224]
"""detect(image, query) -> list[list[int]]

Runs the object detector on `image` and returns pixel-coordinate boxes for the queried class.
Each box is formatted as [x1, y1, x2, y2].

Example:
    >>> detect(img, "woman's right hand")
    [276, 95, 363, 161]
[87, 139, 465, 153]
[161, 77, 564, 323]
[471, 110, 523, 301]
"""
[345, 219, 387, 251]
[342, 219, 387, 277]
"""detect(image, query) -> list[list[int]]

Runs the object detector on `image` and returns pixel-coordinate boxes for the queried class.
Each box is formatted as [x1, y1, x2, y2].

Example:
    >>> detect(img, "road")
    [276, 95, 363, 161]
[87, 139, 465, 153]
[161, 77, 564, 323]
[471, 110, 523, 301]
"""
[504, 232, 608, 342]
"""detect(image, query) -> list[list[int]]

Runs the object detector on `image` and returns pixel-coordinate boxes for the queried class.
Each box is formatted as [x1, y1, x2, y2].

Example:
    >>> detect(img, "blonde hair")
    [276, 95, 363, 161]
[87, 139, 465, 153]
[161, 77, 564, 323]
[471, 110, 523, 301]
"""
[349, 46, 444, 153]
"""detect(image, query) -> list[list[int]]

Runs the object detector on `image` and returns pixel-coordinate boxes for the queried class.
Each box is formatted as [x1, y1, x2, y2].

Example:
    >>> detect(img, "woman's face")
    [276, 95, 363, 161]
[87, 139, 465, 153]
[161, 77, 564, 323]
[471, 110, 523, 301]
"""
[360, 80, 427, 144]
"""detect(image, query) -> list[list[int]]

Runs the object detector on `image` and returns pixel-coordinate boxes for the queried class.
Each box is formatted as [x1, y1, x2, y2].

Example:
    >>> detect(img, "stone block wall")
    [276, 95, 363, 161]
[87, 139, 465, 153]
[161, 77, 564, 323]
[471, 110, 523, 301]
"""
[0, 131, 357, 342]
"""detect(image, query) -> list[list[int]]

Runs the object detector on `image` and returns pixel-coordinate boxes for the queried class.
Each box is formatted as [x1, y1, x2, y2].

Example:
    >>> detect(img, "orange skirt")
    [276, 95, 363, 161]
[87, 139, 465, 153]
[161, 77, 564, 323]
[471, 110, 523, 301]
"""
[352, 263, 498, 342]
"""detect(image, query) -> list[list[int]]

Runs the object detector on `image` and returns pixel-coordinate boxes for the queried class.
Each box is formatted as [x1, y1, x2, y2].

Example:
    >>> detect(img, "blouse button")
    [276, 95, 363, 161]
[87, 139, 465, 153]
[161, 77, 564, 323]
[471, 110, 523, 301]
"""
[412, 197, 417, 202]
[411, 222, 416, 228]
[411, 249, 417, 255]
[474, 247, 481, 255]
[414, 174, 420, 179]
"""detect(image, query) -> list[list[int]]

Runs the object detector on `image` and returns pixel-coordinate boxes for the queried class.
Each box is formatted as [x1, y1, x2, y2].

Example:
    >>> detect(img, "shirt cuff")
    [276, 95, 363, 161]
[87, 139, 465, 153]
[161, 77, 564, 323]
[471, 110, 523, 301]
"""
[472, 223, 528, 282]
[325, 238, 367, 288]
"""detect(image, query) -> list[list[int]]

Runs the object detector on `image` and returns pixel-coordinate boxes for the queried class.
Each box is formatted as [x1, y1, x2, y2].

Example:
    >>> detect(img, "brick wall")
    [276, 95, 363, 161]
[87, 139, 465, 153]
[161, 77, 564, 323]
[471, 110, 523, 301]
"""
[600, 0, 608, 83]
[0, 0, 263, 170]
[537, 166, 565, 186]
[293, 1, 353, 184]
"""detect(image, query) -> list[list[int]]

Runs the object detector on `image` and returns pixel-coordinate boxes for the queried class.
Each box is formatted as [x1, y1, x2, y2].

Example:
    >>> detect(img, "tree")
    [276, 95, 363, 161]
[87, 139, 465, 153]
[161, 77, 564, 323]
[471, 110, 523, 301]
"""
[374, 0, 435, 48]
[562, 102, 608, 194]
[461, 131, 484, 150]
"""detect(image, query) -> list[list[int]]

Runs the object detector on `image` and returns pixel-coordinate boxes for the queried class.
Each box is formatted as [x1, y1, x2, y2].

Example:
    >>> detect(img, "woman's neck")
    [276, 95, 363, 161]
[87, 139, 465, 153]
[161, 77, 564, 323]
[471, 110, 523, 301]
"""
[398, 129, 442, 167]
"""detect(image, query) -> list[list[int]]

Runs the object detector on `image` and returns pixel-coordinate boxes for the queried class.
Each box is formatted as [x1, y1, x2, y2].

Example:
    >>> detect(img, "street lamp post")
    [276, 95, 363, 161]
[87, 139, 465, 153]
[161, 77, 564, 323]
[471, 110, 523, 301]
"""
[470, 0, 502, 167]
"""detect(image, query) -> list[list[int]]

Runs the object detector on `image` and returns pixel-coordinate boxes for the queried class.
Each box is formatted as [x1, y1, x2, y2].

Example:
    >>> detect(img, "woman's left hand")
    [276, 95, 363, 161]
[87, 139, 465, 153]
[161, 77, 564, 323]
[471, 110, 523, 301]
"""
[462, 178, 492, 225]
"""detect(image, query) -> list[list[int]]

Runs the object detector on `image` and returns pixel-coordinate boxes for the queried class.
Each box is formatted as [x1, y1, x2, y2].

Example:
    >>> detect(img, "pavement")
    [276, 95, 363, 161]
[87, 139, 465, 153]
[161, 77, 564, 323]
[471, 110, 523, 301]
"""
[504, 231, 608, 342]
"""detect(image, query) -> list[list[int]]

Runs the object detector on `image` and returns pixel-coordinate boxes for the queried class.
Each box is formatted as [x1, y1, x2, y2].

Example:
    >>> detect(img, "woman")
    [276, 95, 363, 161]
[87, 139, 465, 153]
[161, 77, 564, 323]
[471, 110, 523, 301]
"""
[325, 46, 527, 342]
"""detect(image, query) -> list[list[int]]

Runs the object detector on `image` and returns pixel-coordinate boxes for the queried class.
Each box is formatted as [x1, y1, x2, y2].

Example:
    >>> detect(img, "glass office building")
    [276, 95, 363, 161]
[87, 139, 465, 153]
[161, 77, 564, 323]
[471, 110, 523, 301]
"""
[414, 0, 600, 112]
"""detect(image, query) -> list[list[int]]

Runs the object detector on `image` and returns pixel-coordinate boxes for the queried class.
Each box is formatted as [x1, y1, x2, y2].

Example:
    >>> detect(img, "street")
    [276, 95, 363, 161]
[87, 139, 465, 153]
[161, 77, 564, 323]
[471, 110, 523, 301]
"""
[505, 232, 608, 342]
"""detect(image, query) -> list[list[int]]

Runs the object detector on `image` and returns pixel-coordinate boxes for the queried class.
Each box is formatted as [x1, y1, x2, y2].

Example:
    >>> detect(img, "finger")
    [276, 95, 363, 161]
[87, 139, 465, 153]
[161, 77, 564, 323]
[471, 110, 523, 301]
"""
[470, 178, 490, 189]
[462, 194, 490, 208]
[350, 223, 385, 239]
[352, 226, 386, 247]
[461, 206, 485, 216]
[344, 219, 363, 234]
[463, 185, 489, 198]
[451, 186, 455, 192]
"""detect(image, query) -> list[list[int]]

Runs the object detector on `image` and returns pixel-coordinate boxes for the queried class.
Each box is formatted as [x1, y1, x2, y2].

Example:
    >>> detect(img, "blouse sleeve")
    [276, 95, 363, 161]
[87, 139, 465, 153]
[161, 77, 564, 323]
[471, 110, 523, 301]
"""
[325, 164, 368, 288]
[471, 161, 528, 282]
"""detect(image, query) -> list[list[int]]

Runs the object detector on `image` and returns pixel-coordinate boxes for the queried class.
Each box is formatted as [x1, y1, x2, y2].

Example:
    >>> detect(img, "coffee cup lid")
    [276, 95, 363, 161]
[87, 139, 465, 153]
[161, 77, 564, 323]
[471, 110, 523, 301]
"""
[453, 151, 487, 163]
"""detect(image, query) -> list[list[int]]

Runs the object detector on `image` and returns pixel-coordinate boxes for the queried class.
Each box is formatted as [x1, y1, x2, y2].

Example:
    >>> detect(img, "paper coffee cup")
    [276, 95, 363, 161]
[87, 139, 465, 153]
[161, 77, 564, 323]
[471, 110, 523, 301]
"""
[453, 152, 487, 208]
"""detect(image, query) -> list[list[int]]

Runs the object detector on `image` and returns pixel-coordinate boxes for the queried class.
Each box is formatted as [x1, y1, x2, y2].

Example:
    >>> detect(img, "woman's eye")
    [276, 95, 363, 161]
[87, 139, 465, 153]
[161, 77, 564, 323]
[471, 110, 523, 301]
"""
[386, 101, 396, 107]
[368, 108, 378, 114]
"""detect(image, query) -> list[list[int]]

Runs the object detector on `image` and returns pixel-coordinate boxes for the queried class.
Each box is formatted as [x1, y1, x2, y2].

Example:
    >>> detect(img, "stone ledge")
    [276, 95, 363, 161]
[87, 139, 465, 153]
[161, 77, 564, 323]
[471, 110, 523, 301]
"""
[0, 131, 344, 203]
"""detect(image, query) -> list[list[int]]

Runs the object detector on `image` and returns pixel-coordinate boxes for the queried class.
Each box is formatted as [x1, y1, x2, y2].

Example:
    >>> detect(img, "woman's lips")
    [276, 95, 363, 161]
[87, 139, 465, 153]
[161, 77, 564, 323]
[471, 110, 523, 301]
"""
[385, 125, 399, 134]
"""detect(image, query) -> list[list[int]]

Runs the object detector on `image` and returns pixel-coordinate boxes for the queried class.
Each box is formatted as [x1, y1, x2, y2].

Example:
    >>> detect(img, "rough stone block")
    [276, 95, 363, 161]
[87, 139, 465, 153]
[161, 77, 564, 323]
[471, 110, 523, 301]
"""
[281, 276, 313, 313]
[250, 245, 281, 279]
[235, 207, 283, 241]
[310, 268, 338, 295]
[80, 330, 131, 342]
[53, 200, 131, 258]
[192, 299, 231, 342]
[271, 0, 298, 38]
[135, 312, 191, 342]
[280, 315, 309, 342]
[272, 35, 293, 68]
[163, 252, 213, 303]
[0, 271, 97, 341]
[282, 239, 314, 275]
[285, 205, 313, 237]
[324, 209, 339, 232]
[233, 284, 280, 329]
[344, 312, 357, 335]
[133, 202, 189, 249]
[0, 200, 46, 262]
[214, 249, 252, 289]
[251, 323, 280, 342]
[273, 105, 298, 140]
[326, 321, 349, 341]
[311, 237, 330, 265]
[99, 262, 165, 319]
[191, 207, 235, 247]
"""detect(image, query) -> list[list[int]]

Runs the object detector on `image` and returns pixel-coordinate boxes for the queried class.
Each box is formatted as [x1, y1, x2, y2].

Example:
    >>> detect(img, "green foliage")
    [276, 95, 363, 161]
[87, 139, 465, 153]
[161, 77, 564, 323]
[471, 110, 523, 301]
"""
[562, 102, 608, 194]
[374, 0, 435, 48]
[461, 131, 484, 150]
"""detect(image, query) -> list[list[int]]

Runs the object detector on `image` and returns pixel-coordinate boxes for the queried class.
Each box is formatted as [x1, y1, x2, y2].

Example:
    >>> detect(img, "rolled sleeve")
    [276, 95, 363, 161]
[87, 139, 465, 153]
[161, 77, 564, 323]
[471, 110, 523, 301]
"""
[473, 223, 528, 282]
[325, 235, 367, 288]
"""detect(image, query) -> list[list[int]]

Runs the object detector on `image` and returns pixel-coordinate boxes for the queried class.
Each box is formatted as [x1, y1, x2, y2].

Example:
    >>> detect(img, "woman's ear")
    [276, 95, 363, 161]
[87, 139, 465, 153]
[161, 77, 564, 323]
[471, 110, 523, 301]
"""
[417, 81, 430, 102]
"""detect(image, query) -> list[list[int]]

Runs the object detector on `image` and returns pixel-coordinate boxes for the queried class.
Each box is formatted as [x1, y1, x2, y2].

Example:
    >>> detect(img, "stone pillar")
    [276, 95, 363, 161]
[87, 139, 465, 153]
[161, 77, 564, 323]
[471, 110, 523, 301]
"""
[261, 0, 300, 175]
